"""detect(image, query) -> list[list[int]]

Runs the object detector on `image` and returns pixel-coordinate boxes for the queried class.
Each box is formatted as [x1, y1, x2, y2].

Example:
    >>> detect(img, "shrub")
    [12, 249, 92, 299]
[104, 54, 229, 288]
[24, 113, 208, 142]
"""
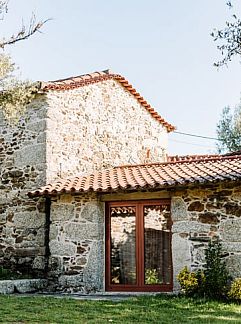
[203, 238, 230, 299]
[228, 278, 241, 301]
[177, 266, 204, 296]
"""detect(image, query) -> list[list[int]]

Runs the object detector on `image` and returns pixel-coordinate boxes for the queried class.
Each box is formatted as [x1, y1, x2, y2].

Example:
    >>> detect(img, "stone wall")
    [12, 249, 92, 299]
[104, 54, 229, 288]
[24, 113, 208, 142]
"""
[48, 193, 104, 292]
[171, 182, 241, 290]
[0, 97, 47, 275]
[45, 183, 241, 293]
[45, 79, 168, 182]
[0, 78, 168, 278]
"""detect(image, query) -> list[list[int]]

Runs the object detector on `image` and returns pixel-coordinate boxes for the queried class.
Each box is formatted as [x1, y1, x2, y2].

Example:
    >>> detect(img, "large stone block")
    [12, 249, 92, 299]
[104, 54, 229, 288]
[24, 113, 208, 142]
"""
[49, 240, 76, 256]
[14, 211, 45, 229]
[14, 279, 48, 293]
[14, 144, 46, 168]
[172, 221, 210, 234]
[220, 219, 241, 242]
[80, 202, 103, 223]
[172, 234, 191, 290]
[58, 274, 83, 288]
[51, 204, 74, 222]
[64, 222, 102, 241]
[171, 197, 188, 221]
[188, 201, 204, 212]
[226, 254, 241, 278]
[83, 240, 104, 291]
[223, 242, 241, 253]
[0, 280, 14, 294]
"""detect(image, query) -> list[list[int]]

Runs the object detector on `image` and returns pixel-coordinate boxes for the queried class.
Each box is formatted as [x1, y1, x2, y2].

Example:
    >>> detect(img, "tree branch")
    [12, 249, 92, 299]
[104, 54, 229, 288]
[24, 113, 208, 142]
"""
[0, 14, 50, 49]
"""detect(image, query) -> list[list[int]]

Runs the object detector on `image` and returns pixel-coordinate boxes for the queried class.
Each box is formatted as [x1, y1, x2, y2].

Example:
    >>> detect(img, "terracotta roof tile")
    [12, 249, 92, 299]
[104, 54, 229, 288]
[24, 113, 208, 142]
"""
[40, 69, 175, 132]
[28, 155, 241, 197]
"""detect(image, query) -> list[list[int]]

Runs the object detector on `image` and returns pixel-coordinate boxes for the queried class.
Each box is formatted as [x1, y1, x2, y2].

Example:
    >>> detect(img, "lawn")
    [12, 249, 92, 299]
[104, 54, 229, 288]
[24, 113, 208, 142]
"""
[0, 295, 240, 323]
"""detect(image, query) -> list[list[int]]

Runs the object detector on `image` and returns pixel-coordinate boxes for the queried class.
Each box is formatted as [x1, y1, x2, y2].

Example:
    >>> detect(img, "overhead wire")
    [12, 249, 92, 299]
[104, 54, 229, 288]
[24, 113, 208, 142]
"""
[173, 131, 220, 141]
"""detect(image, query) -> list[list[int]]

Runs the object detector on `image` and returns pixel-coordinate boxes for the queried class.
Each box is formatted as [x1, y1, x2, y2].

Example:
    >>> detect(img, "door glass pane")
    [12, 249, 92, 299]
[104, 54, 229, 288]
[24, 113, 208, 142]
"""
[110, 206, 136, 285]
[144, 204, 171, 285]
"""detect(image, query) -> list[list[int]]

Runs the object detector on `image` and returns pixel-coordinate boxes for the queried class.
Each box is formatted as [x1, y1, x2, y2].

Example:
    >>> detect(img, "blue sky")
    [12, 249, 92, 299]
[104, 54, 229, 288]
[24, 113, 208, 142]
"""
[2, 0, 241, 155]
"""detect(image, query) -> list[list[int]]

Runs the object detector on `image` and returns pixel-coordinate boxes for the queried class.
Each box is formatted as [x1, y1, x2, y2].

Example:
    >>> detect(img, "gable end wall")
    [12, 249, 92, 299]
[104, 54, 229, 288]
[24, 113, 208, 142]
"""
[45, 79, 168, 182]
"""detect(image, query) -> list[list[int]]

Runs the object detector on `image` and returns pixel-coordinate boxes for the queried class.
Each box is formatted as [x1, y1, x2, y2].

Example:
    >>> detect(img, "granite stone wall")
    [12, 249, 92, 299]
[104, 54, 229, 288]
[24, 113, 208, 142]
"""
[171, 182, 241, 290]
[0, 79, 167, 278]
[45, 79, 168, 182]
[0, 97, 47, 275]
[47, 193, 104, 292]
[46, 183, 241, 293]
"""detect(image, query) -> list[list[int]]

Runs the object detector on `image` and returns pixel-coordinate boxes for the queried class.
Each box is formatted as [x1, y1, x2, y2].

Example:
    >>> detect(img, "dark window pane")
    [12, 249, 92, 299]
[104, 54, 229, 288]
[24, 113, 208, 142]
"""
[110, 206, 136, 285]
[144, 205, 172, 285]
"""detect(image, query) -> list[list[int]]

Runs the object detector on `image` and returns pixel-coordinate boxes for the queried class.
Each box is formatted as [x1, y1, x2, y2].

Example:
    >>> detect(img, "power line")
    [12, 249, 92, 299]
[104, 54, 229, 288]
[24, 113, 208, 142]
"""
[169, 138, 217, 149]
[173, 131, 220, 141]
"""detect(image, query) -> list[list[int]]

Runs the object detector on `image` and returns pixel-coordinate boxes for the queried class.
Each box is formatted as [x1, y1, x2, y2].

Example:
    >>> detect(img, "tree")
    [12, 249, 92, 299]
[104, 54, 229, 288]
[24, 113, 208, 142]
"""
[211, 1, 241, 67]
[0, 0, 47, 122]
[216, 102, 241, 153]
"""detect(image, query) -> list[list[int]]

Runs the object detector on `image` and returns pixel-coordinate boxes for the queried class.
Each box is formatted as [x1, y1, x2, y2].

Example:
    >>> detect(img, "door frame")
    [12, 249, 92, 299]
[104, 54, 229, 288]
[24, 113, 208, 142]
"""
[105, 199, 173, 292]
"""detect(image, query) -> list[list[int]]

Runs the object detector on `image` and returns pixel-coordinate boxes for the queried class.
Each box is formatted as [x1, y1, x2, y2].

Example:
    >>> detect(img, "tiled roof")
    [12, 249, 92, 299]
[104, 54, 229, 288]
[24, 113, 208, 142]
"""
[167, 154, 220, 162]
[28, 155, 241, 197]
[40, 70, 175, 132]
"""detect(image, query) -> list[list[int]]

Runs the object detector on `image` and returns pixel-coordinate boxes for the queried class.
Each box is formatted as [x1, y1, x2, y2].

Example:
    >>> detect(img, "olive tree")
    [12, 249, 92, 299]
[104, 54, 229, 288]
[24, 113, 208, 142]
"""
[0, 0, 47, 122]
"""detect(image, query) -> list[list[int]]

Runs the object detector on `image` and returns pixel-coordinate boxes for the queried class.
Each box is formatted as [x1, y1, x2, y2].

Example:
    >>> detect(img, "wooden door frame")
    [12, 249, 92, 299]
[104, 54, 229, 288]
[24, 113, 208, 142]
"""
[105, 199, 173, 292]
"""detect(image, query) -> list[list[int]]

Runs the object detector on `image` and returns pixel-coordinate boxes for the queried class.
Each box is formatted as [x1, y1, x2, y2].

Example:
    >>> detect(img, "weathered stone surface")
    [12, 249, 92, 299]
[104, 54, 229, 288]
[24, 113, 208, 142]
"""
[51, 204, 74, 222]
[226, 254, 241, 278]
[198, 212, 219, 224]
[80, 202, 103, 223]
[171, 197, 188, 221]
[188, 201, 204, 212]
[14, 144, 46, 168]
[83, 241, 104, 291]
[224, 202, 241, 217]
[50, 240, 76, 256]
[49, 223, 58, 240]
[172, 221, 210, 233]
[0, 280, 14, 294]
[223, 242, 241, 253]
[14, 212, 45, 229]
[172, 234, 191, 290]
[14, 279, 48, 293]
[58, 274, 83, 288]
[32, 256, 46, 270]
[220, 219, 241, 242]
[45, 79, 168, 181]
[64, 222, 101, 241]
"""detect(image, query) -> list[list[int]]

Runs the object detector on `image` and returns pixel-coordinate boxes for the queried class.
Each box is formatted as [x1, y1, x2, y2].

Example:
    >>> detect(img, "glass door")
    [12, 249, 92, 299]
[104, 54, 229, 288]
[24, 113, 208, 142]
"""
[105, 200, 172, 292]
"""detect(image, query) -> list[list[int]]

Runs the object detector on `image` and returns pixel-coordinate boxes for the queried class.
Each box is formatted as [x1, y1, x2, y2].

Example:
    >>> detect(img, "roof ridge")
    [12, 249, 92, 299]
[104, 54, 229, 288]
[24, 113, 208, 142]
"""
[40, 69, 175, 132]
[113, 154, 241, 169]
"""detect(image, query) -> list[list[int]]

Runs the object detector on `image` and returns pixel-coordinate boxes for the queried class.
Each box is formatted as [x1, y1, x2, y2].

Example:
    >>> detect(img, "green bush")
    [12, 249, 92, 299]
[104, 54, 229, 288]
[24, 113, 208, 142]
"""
[177, 238, 230, 299]
[203, 238, 230, 299]
[228, 278, 241, 301]
[177, 266, 205, 296]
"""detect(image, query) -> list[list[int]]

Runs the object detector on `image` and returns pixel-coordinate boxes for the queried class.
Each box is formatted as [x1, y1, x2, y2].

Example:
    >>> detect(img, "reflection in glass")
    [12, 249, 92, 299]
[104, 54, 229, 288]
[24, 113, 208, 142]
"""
[144, 205, 171, 285]
[110, 206, 136, 285]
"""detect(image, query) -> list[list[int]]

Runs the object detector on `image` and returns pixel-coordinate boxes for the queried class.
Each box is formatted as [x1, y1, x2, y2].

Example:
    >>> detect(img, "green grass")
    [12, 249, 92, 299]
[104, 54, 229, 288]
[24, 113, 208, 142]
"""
[0, 295, 240, 323]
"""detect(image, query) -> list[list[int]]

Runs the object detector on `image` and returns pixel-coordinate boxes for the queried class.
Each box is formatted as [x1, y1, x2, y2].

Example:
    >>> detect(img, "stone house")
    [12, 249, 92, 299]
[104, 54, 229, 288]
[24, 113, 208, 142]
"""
[1, 70, 241, 293]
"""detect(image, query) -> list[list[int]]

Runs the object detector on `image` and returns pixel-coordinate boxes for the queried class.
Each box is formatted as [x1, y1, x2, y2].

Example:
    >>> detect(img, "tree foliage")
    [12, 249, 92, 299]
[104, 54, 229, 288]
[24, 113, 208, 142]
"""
[216, 103, 241, 153]
[0, 1, 47, 122]
[203, 238, 230, 299]
[211, 1, 241, 67]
